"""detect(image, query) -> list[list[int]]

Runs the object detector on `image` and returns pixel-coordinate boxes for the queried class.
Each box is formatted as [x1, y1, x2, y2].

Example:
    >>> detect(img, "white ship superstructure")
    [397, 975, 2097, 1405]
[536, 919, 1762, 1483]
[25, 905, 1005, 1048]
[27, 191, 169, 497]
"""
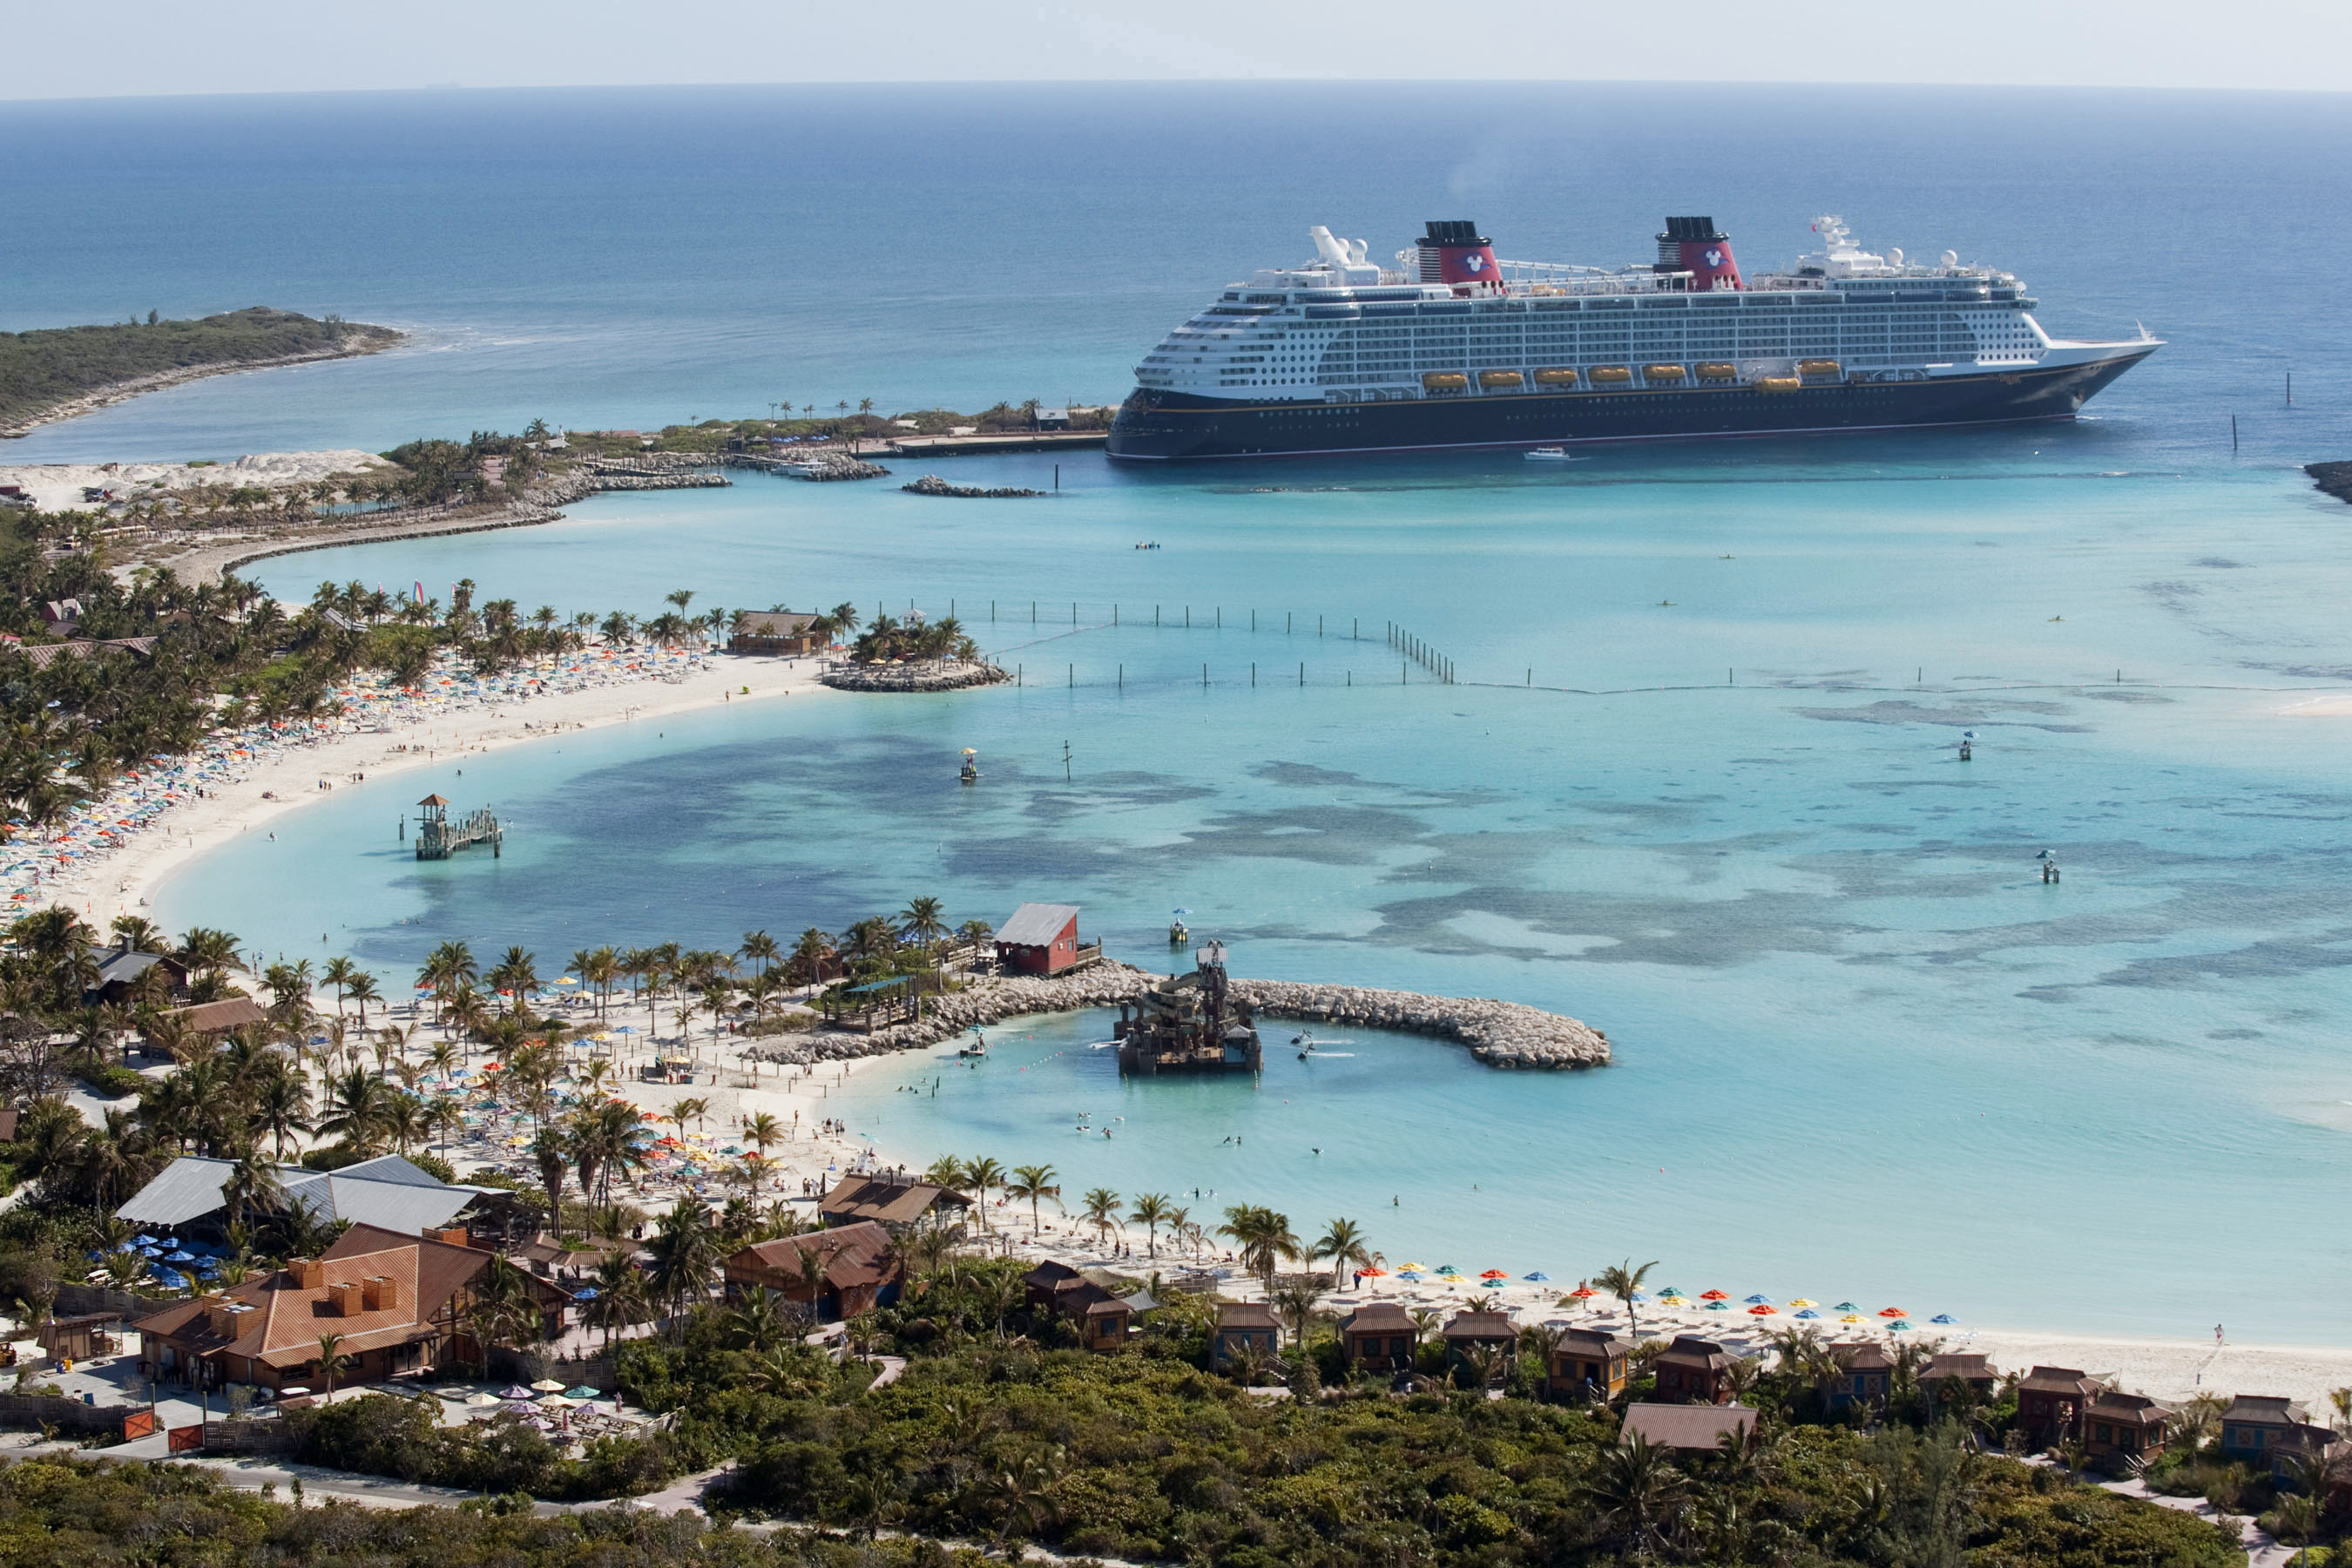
[1109, 216, 2158, 460]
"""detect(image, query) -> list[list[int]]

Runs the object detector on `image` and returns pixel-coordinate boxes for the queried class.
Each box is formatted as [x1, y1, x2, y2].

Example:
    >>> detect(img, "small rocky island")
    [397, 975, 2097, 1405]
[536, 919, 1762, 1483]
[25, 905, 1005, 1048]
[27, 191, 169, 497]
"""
[902, 474, 1048, 498]
[2305, 462, 2352, 504]
[816, 606, 1010, 692]
[759, 960, 1611, 1071]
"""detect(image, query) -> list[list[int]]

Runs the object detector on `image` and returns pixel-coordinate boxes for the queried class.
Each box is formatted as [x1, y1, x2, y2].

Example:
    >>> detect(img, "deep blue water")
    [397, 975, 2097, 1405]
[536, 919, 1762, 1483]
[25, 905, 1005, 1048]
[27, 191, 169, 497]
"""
[13, 84, 2352, 1339]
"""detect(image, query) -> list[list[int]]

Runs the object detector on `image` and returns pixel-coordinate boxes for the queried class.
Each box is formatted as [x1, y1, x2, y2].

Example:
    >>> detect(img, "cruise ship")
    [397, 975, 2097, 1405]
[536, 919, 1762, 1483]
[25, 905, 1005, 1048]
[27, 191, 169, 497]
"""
[1105, 216, 2158, 461]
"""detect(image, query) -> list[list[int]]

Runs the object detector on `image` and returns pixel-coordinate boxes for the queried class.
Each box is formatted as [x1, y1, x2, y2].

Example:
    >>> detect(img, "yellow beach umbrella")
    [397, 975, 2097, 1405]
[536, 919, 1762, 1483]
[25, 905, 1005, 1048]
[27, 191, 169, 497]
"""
[1399, 1262, 1428, 1273]
[1789, 1298, 1817, 1308]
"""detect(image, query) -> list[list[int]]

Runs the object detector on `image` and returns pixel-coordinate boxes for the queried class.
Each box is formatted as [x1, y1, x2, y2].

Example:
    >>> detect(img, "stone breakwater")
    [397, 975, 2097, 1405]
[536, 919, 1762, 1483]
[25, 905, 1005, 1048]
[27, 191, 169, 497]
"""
[818, 660, 1011, 693]
[902, 474, 1048, 498]
[755, 962, 1609, 1070]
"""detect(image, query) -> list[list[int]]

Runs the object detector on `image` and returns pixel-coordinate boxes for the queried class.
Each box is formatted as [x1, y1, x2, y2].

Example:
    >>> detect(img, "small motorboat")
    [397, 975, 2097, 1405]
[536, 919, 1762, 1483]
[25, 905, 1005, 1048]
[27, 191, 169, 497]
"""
[1134, 540, 1162, 550]
[1169, 906, 1190, 945]
[959, 747, 979, 784]
[1524, 448, 1574, 462]
[957, 1033, 988, 1059]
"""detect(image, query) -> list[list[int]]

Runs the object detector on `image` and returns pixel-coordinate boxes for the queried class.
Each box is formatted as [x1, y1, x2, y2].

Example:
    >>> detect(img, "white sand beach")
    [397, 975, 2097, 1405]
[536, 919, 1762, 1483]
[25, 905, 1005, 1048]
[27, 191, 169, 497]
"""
[0, 450, 397, 512]
[24, 646, 832, 930]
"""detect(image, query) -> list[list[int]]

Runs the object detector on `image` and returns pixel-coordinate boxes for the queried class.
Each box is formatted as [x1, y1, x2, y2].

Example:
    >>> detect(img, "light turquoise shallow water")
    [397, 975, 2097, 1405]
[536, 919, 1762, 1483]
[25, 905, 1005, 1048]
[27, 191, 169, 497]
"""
[160, 440, 2352, 1341]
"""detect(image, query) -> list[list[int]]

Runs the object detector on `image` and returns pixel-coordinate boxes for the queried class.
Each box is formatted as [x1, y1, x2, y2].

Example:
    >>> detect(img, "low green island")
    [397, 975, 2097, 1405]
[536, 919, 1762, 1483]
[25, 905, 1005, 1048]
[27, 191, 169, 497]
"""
[0, 308, 401, 436]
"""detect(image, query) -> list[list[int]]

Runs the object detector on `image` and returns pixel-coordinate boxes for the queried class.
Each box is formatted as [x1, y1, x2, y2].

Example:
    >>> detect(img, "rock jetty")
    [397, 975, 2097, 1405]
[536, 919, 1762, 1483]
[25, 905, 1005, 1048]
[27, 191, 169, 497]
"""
[818, 659, 1011, 693]
[902, 474, 1047, 499]
[2306, 462, 2352, 505]
[791, 456, 889, 481]
[754, 961, 1608, 1071]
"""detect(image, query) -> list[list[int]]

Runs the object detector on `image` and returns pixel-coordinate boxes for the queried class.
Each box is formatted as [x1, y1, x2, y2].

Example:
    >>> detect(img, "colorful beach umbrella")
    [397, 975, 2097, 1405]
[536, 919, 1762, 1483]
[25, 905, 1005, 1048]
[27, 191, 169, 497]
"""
[1788, 1298, 1816, 1308]
[1747, 1304, 1777, 1315]
[1522, 1272, 1550, 1281]
[1568, 1285, 1596, 1299]
[1794, 1308, 1821, 1319]
[1704, 1301, 1729, 1311]
[1699, 1289, 1728, 1301]
[1930, 1314, 1957, 1324]
[1479, 1269, 1509, 1281]
[1877, 1308, 1907, 1318]
[1744, 1294, 1772, 1305]
[1832, 1301, 1857, 1312]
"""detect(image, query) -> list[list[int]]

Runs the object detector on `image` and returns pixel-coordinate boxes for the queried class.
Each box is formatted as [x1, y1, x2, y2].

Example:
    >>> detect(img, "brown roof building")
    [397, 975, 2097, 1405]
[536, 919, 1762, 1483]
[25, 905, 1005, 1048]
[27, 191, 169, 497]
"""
[1549, 1327, 1631, 1402]
[1826, 1341, 1894, 1410]
[817, 1173, 972, 1232]
[2085, 1391, 2173, 1475]
[134, 1223, 554, 1391]
[1211, 1302, 1281, 1370]
[1621, 1402, 1760, 1453]
[1652, 1335, 1739, 1405]
[724, 1222, 903, 1321]
[2017, 1367, 2103, 1444]
[145, 996, 267, 1047]
[1440, 1309, 1518, 1375]
[1338, 1302, 1420, 1372]
[730, 611, 824, 657]
[2219, 1396, 2335, 1476]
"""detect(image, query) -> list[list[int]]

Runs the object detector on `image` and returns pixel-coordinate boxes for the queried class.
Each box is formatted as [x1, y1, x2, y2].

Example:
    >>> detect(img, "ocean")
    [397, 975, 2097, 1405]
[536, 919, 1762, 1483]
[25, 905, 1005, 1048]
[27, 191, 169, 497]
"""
[11, 82, 2352, 1339]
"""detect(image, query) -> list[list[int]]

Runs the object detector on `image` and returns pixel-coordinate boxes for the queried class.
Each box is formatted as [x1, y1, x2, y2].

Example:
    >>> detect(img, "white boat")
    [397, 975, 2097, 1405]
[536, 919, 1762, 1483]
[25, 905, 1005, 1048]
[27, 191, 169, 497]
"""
[1524, 448, 1573, 461]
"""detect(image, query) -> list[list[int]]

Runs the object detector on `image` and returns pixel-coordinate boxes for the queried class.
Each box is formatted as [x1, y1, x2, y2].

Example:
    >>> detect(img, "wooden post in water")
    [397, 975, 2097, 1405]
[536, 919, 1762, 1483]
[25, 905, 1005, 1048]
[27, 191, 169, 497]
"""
[1251, 663, 1256, 686]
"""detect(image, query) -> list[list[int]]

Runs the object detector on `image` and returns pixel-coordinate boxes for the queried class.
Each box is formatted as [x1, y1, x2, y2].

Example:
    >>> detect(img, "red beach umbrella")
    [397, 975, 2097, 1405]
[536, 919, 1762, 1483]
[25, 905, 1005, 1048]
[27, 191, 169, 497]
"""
[1747, 1304, 1777, 1315]
[1877, 1307, 1907, 1318]
[1700, 1290, 1729, 1301]
[1568, 1286, 1597, 1299]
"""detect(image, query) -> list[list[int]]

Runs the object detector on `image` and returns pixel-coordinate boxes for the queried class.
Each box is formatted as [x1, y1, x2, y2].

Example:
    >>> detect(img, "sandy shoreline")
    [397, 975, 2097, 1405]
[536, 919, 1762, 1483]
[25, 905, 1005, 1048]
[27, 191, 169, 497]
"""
[52, 650, 834, 928]
[0, 334, 402, 441]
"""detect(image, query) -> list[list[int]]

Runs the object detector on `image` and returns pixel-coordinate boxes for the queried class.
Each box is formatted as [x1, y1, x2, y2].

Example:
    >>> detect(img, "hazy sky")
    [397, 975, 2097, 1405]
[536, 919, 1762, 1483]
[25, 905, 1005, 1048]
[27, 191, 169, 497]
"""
[10, 0, 2351, 99]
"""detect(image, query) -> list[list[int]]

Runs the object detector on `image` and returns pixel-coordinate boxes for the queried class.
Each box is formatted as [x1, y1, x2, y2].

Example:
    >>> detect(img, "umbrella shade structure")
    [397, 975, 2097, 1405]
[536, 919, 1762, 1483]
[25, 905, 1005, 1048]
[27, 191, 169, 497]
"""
[564, 1386, 602, 1400]
[1568, 1286, 1597, 1299]
[1788, 1298, 1817, 1308]
[1832, 1301, 1857, 1312]
[1435, 1265, 1461, 1276]
[1523, 1272, 1550, 1282]
[498, 1385, 537, 1400]
[1744, 1294, 1772, 1305]
[164, 1250, 196, 1263]
[1700, 1289, 1728, 1301]
[1397, 1271, 1425, 1281]
[1357, 1267, 1387, 1278]
[1658, 1288, 1685, 1299]
[1839, 1315, 1862, 1323]
[1889, 1321, 1913, 1331]
[1479, 1270, 1509, 1281]
[1630, 1292, 1651, 1303]
[531, 1379, 567, 1392]
[1794, 1308, 1821, 1319]
[466, 1393, 502, 1407]
[1705, 1301, 1729, 1311]
[1877, 1308, 1907, 1318]
[535, 1394, 574, 1409]
[1930, 1314, 1957, 1324]
[1747, 1304, 1777, 1315]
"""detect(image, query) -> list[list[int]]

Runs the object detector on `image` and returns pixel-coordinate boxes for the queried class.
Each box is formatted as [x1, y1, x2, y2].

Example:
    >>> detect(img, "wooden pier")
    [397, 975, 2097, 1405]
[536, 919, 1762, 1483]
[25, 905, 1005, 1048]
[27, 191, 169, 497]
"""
[414, 793, 501, 861]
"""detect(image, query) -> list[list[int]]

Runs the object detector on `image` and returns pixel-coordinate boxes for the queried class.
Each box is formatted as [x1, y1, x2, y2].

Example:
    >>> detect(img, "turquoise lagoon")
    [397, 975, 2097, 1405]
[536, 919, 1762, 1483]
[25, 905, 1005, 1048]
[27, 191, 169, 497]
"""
[163, 438, 2352, 1342]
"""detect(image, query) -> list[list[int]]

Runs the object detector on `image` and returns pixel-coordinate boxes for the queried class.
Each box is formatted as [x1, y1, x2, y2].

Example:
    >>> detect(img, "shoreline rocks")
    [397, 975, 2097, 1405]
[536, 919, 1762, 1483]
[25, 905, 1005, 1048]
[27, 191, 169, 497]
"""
[754, 961, 1610, 1071]
[902, 474, 1048, 498]
[817, 659, 1012, 693]
[2305, 462, 2352, 505]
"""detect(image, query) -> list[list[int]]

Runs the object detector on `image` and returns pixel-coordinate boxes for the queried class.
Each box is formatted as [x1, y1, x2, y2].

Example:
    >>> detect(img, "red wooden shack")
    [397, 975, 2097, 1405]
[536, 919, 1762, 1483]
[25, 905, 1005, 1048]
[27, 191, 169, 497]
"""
[993, 903, 1093, 975]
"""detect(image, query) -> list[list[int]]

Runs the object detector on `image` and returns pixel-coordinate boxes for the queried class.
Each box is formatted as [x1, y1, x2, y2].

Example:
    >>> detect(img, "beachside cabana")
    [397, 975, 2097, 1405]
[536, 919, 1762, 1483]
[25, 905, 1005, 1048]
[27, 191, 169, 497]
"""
[139, 995, 267, 1057]
[2085, 1391, 2174, 1475]
[1620, 1402, 1759, 1454]
[1439, 1310, 1517, 1377]
[1547, 1327, 1630, 1402]
[2017, 1367, 2103, 1446]
[1920, 1351, 1999, 1416]
[2218, 1396, 2336, 1477]
[1338, 1302, 1420, 1372]
[1824, 1341, 1893, 1411]
[1211, 1302, 1281, 1370]
[1652, 1335, 1739, 1405]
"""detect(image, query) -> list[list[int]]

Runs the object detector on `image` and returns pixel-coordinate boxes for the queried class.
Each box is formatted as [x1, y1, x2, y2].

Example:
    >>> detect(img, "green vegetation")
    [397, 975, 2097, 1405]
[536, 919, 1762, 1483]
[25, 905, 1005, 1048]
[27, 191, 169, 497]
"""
[0, 308, 397, 431]
[0, 1456, 991, 1568]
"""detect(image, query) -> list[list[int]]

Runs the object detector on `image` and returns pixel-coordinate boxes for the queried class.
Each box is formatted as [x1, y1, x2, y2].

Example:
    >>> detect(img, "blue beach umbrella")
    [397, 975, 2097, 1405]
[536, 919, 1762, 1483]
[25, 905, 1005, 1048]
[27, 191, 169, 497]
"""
[132, 1234, 156, 1246]
[1889, 1321, 1913, 1331]
[164, 1250, 196, 1263]
[1744, 1294, 1771, 1305]
[1930, 1314, 1956, 1324]
[1523, 1272, 1550, 1281]
[1630, 1292, 1650, 1303]
[1794, 1308, 1820, 1319]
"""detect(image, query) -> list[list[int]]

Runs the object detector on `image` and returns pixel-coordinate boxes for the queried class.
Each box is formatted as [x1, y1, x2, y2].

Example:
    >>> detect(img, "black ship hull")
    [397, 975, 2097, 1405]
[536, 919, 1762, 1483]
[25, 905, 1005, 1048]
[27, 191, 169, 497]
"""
[1105, 352, 2153, 462]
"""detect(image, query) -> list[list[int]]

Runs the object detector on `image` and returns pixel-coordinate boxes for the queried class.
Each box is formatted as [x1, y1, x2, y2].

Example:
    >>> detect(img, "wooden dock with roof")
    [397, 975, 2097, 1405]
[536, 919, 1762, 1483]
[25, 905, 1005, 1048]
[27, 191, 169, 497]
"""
[414, 794, 501, 860]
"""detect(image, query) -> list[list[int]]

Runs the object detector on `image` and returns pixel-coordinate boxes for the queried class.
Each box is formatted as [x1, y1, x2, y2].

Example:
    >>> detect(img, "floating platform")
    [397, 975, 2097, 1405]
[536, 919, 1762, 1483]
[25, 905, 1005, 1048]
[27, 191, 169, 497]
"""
[1113, 942, 1260, 1075]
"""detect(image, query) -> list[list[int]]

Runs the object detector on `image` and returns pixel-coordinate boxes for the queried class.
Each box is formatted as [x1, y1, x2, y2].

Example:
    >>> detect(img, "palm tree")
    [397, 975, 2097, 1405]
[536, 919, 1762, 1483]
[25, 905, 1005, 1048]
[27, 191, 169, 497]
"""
[1005, 1165, 1061, 1232]
[1311, 1217, 1375, 1288]
[741, 1112, 783, 1188]
[789, 928, 833, 986]
[1077, 1189, 1124, 1250]
[247, 1071, 312, 1159]
[1596, 1258, 1660, 1341]
[1217, 1204, 1301, 1293]
[739, 929, 779, 980]
[343, 972, 380, 1025]
[1273, 1277, 1325, 1348]
[1579, 1433, 1687, 1556]
[314, 1332, 351, 1400]
[1128, 1193, 1172, 1259]
[899, 896, 948, 956]
[320, 956, 361, 1017]
[963, 1156, 1005, 1232]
